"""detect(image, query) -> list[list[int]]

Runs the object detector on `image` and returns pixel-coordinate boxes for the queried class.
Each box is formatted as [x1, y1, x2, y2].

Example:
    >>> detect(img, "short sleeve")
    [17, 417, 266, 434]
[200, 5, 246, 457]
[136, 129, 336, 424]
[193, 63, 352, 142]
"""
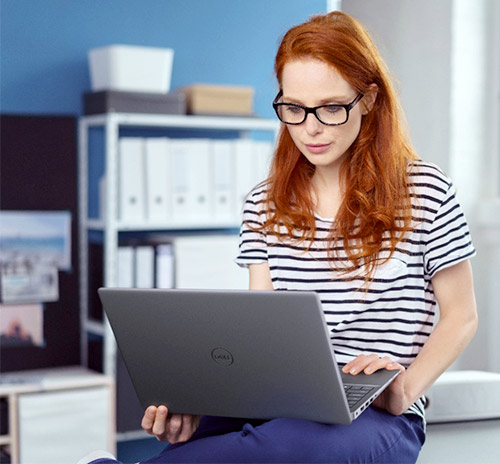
[235, 188, 269, 268]
[423, 182, 476, 278]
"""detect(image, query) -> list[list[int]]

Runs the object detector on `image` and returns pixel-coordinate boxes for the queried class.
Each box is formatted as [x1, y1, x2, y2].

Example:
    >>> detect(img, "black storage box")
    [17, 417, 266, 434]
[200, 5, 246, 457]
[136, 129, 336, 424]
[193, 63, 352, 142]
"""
[83, 90, 187, 115]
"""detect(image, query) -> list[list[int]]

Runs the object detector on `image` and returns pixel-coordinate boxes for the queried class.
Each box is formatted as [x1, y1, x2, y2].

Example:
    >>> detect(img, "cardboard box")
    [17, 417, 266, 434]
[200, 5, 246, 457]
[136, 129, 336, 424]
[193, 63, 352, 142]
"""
[181, 84, 254, 116]
[83, 91, 186, 115]
[89, 45, 174, 94]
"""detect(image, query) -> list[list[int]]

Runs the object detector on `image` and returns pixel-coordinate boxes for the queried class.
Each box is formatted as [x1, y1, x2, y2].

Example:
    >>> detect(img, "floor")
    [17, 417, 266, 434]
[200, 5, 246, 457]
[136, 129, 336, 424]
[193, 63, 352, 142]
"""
[417, 418, 500, 463]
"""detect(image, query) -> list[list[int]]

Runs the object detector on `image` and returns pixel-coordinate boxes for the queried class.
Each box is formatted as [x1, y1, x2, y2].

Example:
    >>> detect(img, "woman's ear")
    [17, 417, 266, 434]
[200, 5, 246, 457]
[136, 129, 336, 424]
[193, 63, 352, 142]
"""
[361, 84, 378, 115]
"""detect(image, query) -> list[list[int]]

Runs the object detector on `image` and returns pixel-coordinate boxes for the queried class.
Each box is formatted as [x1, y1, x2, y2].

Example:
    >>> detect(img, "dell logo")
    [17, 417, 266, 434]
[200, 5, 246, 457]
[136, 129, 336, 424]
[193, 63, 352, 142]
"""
[211, 348, 234, 366]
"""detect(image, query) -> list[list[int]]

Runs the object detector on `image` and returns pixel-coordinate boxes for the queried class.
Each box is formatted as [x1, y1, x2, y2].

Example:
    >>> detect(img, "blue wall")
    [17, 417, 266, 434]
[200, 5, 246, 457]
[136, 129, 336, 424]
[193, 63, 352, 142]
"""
[0, 0, 326, 117]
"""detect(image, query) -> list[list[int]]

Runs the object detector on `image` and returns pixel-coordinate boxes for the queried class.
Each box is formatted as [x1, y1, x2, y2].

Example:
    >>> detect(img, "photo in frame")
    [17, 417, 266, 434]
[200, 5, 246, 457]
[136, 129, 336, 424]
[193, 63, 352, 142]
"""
[0, 303, 44, 348]
[0, 210, 70, 303]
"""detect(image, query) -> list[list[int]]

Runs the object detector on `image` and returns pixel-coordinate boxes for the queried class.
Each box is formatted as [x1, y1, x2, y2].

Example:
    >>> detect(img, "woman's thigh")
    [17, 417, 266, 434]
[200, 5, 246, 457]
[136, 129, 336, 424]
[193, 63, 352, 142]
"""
[255, 408, 425, 463]
[143, 408, 425, 463]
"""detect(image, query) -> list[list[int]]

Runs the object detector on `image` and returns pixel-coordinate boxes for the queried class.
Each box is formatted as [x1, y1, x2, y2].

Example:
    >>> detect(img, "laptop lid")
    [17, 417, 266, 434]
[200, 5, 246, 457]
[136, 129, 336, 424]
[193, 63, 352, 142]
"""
[99, 288, 397, 425]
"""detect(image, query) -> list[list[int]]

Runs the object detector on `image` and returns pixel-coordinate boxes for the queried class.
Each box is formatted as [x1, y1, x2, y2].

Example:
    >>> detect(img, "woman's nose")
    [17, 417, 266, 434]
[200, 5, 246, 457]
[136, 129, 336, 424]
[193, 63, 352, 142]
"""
[303, 112, 323, 136]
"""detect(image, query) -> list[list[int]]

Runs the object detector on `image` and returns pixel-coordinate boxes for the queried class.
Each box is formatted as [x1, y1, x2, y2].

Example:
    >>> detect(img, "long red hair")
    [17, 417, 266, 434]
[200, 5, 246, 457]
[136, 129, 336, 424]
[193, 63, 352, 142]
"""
[263, 11, 418, 275]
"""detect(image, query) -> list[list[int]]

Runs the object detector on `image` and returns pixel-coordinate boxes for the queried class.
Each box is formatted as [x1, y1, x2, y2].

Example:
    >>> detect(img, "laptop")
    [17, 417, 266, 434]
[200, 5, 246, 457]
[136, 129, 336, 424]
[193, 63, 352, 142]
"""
[98, 288, 399, 425]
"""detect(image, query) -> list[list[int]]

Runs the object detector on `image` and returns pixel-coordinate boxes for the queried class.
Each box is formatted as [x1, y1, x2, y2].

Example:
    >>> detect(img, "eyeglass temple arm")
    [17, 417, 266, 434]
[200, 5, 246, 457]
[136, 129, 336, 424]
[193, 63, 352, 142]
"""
[273, 89, 283, 103]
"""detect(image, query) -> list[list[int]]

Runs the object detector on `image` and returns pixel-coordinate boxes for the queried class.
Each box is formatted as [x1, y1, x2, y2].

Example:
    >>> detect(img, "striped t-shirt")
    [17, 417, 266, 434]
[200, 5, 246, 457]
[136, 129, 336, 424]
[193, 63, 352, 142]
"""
[235, 160, 476, 419]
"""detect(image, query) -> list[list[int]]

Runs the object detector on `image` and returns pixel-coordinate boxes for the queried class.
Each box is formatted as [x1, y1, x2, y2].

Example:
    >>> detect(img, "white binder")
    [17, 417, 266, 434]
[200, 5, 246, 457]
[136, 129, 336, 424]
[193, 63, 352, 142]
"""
[188, 139, 212, 219]
[233, 139, 255, 216]
[119, 138, 146, 223]
[254, 140, 273, 185]
[170, 138, 212, 221]
[211, 139, 234, 220]
[169, 139, 191, 219]
[144, 138, 171, 223]
[155, 243, 175, 289]
[117, 246, 134, 288]
[135, 246, 155, 288]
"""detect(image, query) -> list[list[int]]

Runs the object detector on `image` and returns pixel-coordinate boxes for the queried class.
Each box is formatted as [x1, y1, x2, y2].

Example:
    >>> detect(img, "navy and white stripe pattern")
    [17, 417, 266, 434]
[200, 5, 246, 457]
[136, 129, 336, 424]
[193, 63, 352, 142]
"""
[236, 160, 475, 419]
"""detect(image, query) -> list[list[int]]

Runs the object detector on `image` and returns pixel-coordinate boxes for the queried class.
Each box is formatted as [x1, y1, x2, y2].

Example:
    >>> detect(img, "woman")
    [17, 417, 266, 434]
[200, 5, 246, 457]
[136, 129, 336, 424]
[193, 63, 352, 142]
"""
[86, 10, 477, 464]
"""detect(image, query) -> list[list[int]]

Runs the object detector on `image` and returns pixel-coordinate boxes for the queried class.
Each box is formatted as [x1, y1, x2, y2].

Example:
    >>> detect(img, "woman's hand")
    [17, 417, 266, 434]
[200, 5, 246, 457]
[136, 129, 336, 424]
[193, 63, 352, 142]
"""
[141, 405, 200, 444]
[342, 354, 410, 416]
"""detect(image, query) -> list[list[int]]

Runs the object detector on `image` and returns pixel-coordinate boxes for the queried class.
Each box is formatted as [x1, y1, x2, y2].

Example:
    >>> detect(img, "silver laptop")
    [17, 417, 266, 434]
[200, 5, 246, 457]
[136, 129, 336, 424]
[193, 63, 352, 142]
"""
[98, 288, 399, 425]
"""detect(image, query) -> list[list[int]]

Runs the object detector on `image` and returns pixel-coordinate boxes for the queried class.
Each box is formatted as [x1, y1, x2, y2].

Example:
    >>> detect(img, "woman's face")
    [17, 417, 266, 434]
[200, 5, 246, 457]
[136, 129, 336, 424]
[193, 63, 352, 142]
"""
[280, 58, 367, 172]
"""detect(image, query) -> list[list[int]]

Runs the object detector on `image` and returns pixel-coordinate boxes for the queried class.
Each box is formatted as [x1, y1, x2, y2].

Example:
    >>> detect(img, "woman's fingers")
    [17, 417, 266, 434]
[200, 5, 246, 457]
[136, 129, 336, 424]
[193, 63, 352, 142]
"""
[151, 405, 170, 439]
[141, 406, 200, 444]
[342, 353, 380, 375]
[177, 414, 197, 443]
[166, 413, 183, 443]
[141, 405, 158, 435]
[342, 354, 402, 375]
[363, 356, 396, 374]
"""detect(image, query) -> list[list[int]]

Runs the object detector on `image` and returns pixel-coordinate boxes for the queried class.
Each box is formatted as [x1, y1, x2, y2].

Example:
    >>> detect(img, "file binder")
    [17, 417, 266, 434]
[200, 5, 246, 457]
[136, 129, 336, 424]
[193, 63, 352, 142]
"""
[144, 138, 171, 223]
[135, 246, 155, 288]
[155, 243, 175, 289]
[211, 139, 234, 220]
[188, 139, 212, 219]
[254, 140, 273, 185]
[233, 139, 255, 216]
[117, 247, 134, 287]
[169, 139, 190, 219]
[170, 139, 212, 221]
[119, 138, 146, 222]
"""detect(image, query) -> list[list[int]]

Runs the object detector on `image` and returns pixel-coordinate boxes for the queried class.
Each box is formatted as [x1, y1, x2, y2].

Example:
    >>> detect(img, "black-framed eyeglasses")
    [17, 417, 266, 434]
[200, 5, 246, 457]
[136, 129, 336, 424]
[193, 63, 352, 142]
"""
[272, 90, 364, 126]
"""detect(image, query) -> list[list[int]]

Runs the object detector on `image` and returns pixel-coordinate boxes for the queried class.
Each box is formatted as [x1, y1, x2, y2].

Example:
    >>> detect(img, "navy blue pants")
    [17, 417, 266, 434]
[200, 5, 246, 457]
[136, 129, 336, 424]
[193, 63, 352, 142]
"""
[93, 407, 425, 463]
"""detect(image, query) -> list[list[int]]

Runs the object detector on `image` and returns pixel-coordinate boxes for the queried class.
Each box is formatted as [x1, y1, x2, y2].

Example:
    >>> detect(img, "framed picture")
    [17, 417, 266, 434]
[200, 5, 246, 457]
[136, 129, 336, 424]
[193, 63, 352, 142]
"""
[0, 303, 44, 348]
[0, 210, 70, 303]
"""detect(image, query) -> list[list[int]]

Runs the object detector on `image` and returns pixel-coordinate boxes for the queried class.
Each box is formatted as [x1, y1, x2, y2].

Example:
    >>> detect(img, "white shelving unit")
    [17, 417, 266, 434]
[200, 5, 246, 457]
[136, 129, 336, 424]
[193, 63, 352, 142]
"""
[78, 112, 279, 381]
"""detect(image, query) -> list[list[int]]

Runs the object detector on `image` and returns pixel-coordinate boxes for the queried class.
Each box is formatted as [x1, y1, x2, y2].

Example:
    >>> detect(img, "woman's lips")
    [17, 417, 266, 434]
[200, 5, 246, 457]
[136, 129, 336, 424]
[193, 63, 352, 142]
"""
[305, 143, 331, 154]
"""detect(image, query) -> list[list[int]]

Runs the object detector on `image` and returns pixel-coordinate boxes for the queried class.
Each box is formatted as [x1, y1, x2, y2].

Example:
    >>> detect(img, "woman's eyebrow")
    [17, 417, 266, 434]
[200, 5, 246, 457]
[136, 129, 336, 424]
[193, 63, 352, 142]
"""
[282, 94, 351, 105]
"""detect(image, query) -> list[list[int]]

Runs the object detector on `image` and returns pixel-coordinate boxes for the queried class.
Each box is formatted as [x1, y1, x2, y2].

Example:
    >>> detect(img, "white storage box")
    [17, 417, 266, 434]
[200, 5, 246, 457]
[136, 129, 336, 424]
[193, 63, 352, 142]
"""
[89, 45, 174, 94]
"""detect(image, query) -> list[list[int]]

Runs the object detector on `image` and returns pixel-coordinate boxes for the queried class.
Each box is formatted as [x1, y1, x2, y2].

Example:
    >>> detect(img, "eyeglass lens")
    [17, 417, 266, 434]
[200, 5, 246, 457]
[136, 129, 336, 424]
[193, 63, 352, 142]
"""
[276, 105, 348, 125]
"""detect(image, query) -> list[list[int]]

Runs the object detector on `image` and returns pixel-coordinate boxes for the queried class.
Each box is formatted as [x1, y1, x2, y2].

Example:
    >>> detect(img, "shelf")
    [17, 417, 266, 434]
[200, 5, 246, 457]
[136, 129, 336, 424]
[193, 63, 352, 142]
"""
[81, 112, 280, 132]
[79, 112, 279, 440]
[86, 218, 240, 231]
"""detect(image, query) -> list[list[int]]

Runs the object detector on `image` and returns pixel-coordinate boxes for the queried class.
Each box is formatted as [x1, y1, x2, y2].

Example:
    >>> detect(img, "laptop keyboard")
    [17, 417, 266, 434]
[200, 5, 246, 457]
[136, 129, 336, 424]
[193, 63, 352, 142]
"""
[343, 384, 376, 408]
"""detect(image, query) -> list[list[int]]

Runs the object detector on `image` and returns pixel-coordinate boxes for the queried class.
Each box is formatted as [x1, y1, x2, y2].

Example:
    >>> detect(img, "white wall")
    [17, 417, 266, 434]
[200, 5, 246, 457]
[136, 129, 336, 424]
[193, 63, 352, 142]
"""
[448, 0, 500, 373]
[340, 0, 500, 372]
[342, 0, 453, 172]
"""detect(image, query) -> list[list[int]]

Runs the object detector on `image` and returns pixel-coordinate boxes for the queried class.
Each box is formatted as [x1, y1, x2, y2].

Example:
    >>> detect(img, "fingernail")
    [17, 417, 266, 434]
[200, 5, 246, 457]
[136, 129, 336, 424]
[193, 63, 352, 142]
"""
[349, 367, 357, 374]
[365, 368, 373, 374]
[158, 408, 167, 415]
